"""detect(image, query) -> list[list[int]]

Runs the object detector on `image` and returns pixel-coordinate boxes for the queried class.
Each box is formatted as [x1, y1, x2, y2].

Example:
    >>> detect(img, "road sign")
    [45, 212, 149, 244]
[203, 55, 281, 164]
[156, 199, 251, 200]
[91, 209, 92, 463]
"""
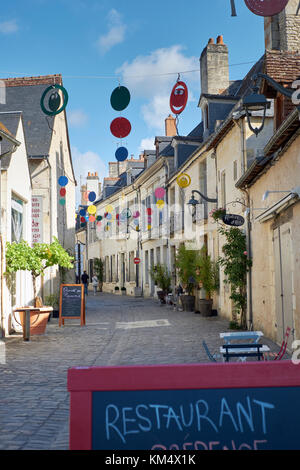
[134, 257, 141, 265]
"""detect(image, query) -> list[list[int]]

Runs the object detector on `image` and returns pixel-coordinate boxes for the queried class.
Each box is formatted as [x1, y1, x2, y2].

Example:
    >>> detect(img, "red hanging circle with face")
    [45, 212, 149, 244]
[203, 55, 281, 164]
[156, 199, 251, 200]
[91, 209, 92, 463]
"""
[244, 0, 289, 17]
[170, 81, 188, 115]
[110, 117, 131, 139]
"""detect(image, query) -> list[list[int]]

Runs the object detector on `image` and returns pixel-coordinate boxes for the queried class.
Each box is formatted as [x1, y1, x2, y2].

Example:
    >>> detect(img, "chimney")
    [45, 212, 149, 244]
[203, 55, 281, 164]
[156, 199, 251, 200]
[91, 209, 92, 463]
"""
[200, 35, 229, 95]
[264, 0, 300, 52]
[165, 114, 177, 137]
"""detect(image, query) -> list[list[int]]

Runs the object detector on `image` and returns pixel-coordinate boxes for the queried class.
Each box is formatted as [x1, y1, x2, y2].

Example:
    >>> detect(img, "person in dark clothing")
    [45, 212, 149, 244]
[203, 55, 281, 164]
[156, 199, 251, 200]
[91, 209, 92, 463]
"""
[81, 271, 89, 296]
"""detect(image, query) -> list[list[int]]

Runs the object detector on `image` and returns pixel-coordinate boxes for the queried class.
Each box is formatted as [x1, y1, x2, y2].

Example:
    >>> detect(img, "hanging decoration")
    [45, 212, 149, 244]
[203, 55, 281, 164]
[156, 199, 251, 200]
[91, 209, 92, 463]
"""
[244, 0, 289, 16]
[87, 205, 97, 215]
[176, 173, 191, 189]
[40, 84, 69, 116]
[110, 117, 131, 139]
[58, 175, 68, 206]
[88, 191, 97, 202]
[115, 146, 129, 162]
[156, 200, 165, 210]
[170, 79, 188, 115]
[110, 86, 131, 111]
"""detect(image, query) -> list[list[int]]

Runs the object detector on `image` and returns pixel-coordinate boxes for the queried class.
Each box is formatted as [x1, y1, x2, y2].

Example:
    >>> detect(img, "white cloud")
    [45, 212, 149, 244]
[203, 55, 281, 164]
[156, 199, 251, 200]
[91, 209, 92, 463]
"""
[0, 19, 18, 34]
[117, 45, 198, 131]
[139, 137, 155, 151]
[96, 9, 126, 54]
[68, 110, 88, 128]
[72, 146, 107, 204]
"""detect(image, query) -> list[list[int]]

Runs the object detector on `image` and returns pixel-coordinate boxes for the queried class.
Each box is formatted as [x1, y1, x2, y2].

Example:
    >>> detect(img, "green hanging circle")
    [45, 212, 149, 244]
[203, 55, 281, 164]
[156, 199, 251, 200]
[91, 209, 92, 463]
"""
[110, 86, 131, 111]
[40, 84, 69, 116]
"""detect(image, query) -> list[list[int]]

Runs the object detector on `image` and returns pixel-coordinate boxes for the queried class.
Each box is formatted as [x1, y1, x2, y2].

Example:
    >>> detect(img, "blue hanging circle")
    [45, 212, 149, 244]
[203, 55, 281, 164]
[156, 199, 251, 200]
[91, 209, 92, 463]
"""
[79, 208, 86, 216]
[115, 147, 128, 162]
[88, 191, 96, 202]
[58, 175, 68, 187]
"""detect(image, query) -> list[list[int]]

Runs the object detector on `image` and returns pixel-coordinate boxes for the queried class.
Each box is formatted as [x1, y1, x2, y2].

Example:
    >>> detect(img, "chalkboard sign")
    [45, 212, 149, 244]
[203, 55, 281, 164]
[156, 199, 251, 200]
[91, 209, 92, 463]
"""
[222, 214, 245, 226]
[68, 361, 300, 450]
[59, 284, 85, 326]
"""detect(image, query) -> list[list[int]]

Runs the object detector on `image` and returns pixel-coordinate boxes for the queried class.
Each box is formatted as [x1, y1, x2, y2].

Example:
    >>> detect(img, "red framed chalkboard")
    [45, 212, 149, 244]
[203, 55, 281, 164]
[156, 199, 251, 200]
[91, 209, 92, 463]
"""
[68, 361, 300, 450]
[59, 284, 85, 327]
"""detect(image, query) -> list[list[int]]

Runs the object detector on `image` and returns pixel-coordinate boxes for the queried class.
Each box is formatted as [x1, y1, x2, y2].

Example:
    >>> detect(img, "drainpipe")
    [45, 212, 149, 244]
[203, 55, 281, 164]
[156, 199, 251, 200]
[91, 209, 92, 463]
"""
[45, 156, 53, 294]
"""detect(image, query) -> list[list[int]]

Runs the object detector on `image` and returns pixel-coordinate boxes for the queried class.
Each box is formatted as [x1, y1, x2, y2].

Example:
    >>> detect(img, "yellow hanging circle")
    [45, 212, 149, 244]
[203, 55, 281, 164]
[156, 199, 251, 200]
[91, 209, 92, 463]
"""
[87, 205, 97, 215]
[156, 199, 165, 209]
[177, 173, 191, 188]
[105, 204, 114, 213]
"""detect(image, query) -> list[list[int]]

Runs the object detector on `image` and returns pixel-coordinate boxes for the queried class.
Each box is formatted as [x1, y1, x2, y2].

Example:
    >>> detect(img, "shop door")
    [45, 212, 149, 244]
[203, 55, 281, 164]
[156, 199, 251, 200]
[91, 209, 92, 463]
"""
[273, 224, 294, 348]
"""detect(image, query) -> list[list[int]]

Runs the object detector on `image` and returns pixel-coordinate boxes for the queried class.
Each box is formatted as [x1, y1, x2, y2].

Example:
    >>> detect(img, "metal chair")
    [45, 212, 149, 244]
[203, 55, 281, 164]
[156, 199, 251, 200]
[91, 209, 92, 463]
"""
[202, 341, 222, 362]
[264, 327, 291, 361]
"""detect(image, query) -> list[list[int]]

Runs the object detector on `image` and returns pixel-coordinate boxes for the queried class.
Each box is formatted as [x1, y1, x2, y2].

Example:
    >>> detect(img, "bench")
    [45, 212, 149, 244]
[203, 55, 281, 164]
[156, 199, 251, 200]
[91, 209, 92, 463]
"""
[220, 343, 270, 362]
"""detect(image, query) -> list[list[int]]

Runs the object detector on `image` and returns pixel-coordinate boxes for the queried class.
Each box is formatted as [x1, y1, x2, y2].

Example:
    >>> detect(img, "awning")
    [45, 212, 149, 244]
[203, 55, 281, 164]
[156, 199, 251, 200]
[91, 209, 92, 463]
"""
[256, 193, 299, 223]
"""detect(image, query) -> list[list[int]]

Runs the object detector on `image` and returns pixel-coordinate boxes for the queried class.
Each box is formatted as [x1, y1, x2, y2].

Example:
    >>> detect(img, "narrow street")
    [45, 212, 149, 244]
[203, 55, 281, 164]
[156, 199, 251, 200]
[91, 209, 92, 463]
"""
[0, 293, 281, 450]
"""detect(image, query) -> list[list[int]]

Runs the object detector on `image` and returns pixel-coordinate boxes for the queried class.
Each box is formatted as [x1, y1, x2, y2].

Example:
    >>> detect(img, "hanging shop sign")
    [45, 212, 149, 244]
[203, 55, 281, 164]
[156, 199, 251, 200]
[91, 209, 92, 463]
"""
[170, 81, 188, 115]
[244, 0, 289, 16]
[40, 84, 69, 116]
[31, 196, 43, 245]
[222, 214, 245, 227]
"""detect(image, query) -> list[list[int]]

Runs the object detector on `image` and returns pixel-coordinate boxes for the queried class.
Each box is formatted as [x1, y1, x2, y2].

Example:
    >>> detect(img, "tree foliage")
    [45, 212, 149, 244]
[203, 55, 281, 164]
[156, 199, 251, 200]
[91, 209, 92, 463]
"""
[218, 226, 252, 328]
[149, 264, 172, 293]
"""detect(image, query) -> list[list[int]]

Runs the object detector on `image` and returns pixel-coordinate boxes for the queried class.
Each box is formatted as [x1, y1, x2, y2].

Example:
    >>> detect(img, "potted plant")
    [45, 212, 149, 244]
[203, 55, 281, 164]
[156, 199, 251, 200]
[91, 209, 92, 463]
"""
[5, 237, 73, 335]
[45, 294, 59, 318]
[209, 207, 226, 222]
[196, 246, 219, 316]
[175, 244, 200, 311]
[150, 264, 172, 304]
[94, 258, 104, 292]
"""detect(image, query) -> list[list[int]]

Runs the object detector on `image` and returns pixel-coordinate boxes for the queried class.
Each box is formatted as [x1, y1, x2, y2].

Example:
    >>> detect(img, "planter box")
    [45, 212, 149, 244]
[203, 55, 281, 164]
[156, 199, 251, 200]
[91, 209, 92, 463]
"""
[180, 295, 195, 312]
[198, 299, 213, 317]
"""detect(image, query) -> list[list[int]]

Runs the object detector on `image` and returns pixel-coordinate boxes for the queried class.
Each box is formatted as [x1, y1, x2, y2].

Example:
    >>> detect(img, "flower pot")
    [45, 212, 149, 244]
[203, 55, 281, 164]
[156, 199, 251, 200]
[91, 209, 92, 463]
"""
[180, 295, 195, 312]
[198, 299, 213, 317]
[157, 291, 166, 304]
[18, 309, 50, 335]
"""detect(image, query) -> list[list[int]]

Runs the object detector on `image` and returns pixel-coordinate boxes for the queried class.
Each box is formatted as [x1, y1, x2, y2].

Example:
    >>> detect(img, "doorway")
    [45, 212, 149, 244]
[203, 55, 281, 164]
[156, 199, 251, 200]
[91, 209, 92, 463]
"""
[273, 223, 294, 348]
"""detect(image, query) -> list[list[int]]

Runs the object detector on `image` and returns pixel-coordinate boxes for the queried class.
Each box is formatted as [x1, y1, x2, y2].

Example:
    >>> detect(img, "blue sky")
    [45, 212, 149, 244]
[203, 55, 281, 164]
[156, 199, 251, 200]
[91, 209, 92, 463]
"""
[0, 0, 265, 198]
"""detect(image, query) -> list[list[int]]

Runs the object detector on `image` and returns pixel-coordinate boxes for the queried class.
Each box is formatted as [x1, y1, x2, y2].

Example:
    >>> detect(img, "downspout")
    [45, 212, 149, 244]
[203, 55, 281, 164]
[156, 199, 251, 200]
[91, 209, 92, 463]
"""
[235, 116, 254, 330]
[45, 156, 53, 294]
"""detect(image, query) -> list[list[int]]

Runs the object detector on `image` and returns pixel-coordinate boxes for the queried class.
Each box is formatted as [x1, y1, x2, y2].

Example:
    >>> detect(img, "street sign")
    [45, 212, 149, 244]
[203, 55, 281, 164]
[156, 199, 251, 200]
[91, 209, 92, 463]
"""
[134, 257, 141, 265]
[244, 0, 289, 17]
[222, 214, 245, 227]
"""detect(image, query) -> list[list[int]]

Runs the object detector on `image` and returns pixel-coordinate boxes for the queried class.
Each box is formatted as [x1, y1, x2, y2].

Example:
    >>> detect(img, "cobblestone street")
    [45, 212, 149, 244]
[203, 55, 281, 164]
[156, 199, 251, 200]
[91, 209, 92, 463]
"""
[0, 293, 281, 450]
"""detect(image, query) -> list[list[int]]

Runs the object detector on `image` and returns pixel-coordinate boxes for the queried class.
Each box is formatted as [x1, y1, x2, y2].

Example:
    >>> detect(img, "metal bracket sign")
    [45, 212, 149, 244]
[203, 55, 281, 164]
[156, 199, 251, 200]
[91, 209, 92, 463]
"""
[222, 214, 245, 226]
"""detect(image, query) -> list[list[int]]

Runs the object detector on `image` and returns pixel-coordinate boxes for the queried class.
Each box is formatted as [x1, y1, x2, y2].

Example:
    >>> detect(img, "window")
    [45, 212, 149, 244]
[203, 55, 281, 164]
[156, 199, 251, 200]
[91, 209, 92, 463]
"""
[221, 171, 226, 208]
[233, 160, 238, 181]
[11, 196, 23, 243]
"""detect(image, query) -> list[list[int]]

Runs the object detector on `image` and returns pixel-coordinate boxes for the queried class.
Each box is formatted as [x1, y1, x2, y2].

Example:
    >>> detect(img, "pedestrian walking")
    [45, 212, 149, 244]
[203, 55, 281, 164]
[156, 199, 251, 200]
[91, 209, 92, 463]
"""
[81, 271, 89, 296]
[92, 274, 98, 296]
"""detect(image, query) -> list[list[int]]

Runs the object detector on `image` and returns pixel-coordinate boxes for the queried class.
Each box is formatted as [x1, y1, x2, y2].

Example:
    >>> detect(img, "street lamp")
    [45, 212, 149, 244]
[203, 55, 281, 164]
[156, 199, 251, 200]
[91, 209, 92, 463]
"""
[243, 84, 271, 136]
[187, 190, 218, 217]
[243, 72, 300, 136]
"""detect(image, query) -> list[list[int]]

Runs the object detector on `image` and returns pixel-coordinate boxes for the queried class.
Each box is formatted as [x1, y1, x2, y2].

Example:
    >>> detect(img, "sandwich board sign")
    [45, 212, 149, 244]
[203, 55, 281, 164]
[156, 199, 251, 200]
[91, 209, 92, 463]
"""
[59, 284, 85, 327]
[68, 361, 300, 450]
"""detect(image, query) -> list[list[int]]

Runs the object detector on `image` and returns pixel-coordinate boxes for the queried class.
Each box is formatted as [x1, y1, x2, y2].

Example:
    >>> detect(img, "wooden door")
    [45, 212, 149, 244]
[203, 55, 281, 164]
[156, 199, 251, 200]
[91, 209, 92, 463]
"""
[273, 224, 294, 348]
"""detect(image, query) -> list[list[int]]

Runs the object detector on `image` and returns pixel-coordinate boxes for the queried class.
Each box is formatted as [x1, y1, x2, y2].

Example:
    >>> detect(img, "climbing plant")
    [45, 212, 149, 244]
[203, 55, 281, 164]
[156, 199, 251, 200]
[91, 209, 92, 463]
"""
[217, 226, 252, 329]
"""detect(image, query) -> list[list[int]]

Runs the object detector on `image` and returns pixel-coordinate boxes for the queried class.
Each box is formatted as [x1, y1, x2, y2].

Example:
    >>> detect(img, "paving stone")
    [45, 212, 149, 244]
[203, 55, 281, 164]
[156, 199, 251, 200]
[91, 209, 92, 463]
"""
[0, 292, 284, 450]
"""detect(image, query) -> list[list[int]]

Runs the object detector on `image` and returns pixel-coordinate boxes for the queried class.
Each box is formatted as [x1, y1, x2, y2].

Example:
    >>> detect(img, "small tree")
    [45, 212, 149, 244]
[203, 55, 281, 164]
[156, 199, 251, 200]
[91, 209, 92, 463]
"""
[218, 226, 252, 329]
[149, 264, 172, 294]
[197, 246, 219, 300]
[175, 244, 200, 295]
[5, 237, 74, 304]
